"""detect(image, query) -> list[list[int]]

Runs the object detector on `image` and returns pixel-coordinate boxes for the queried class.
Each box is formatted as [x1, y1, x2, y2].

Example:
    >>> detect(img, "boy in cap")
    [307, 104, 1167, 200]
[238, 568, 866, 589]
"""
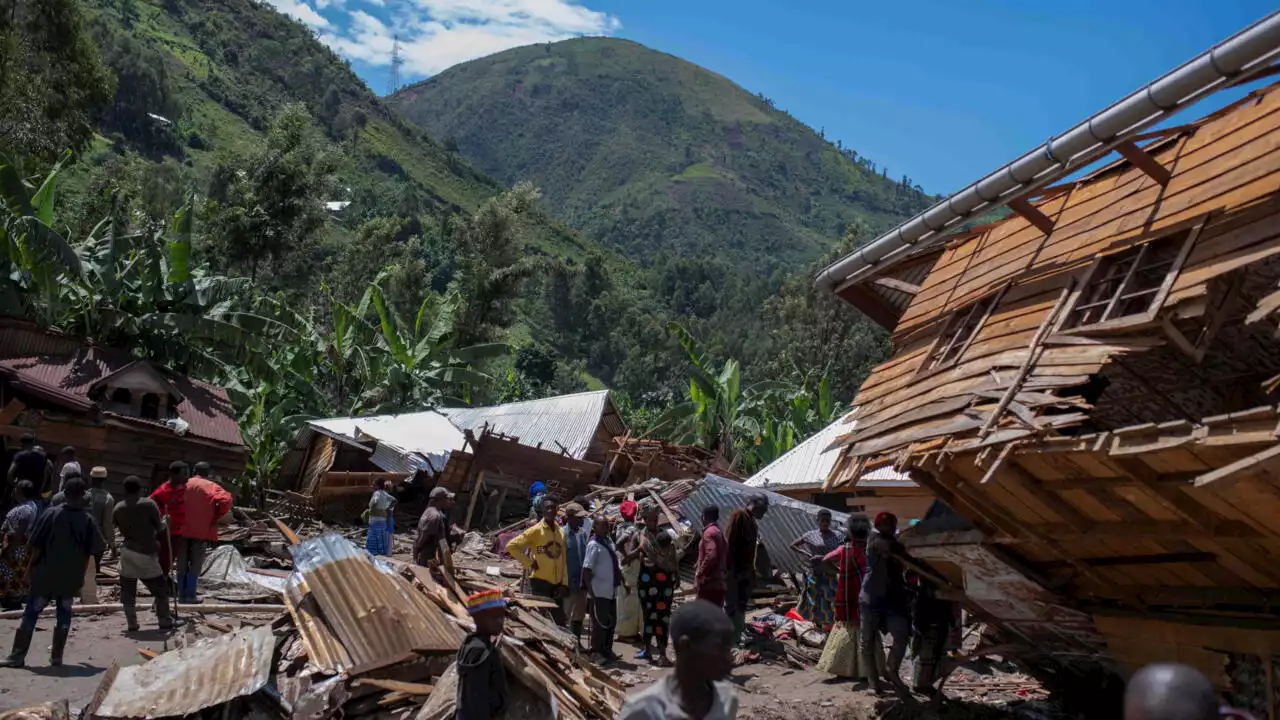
[457, 589, 508, 720]
[618, 599, 738, 720]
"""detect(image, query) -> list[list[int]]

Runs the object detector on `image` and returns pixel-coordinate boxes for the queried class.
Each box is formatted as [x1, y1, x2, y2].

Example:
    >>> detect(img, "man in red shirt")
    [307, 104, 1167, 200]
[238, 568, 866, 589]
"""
[694, 506, 727, 606]
[150, 461, 232, 603]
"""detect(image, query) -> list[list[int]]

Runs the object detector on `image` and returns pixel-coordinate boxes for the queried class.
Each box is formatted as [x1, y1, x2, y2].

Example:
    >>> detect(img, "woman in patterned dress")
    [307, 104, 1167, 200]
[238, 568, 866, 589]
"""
[0, 481, 40, 610]
[817, 516, 872, 680]
[791, 508, 843, 630]
[623, 504, 678, 666]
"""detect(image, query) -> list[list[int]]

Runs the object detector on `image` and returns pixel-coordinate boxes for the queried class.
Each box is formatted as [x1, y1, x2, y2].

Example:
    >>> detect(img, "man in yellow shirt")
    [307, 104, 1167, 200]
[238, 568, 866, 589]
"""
[506, 497, 567, 624]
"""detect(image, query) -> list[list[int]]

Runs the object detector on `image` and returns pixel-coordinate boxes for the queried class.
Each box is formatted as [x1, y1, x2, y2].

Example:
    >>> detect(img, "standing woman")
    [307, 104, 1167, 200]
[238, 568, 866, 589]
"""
[365, 479, 397, 556]
[622, 504, 678, 666]
[613, 500, 643, 641]
[817, 516, 872, 682]
[791, 508, 843, 630]
[0, 481, 39, 610]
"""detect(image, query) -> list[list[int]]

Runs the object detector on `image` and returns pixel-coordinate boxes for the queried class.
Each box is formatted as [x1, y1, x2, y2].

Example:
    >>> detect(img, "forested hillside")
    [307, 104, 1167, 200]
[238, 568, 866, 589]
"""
[390, 38, 935, 270]
[1, 0, 923, 479]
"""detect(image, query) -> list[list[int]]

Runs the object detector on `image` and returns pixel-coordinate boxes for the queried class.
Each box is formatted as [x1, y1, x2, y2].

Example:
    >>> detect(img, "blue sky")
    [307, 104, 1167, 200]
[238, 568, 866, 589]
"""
[270, 0, 1276, 193]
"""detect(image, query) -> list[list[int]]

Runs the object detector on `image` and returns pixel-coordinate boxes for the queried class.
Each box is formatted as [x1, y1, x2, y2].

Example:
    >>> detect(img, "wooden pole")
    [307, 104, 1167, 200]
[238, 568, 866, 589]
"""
[463, 471, 486, 530]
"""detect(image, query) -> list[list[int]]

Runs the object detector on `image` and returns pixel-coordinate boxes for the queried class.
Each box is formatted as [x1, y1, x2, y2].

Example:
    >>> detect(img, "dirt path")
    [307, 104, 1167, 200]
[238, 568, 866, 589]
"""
[0, 610, 268, 712]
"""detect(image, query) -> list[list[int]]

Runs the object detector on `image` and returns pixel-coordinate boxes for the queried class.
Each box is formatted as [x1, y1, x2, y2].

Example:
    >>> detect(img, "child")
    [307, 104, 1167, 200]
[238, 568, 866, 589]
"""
[618, 599, 738, 719]
[457, 589, 508, 720]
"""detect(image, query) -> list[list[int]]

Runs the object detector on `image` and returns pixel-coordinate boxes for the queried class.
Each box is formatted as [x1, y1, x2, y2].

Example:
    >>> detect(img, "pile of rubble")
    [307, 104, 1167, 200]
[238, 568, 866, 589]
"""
[76, 531, 626, 720]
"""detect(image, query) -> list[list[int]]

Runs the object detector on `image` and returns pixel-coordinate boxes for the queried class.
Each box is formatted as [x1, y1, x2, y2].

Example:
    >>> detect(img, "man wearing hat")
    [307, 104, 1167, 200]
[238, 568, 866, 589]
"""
[415, 487, 456, 573]
[457, 589, 508, 720]
[83, 466, 115, 603]
[561, 502, 592, 649]
[860, 511, 910, 694]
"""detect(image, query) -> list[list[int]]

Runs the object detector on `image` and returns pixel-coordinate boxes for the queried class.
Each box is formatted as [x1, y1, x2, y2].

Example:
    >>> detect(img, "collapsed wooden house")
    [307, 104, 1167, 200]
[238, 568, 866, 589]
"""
[817, 17, 1280, 709]
[0, 318, 247, 492]
[276, 391, 628, 524]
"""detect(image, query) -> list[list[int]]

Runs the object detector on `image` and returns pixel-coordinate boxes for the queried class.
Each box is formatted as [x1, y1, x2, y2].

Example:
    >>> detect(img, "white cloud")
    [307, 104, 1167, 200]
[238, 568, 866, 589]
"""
[318, 0, 619, 79]
[265, 0, 330, 28]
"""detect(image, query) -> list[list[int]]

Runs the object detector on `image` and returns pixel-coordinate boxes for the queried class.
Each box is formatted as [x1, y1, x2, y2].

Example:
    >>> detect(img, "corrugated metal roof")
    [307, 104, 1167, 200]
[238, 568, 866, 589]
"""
[288, 534, 464, 675]
[0, 321, 244, 447]
[95, 625, 276, 718]
[744, 417, 914, 491]
[678, 474, 852, 576]
[439, 390, 625, 460]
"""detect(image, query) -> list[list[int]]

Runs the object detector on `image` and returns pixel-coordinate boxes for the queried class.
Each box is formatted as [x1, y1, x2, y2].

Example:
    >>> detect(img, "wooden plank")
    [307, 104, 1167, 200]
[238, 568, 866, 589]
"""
[1116, 141, 1172, 186]
[841, 283, 902, 330]
[463, 471, 485, 530]
[873, 276, 922, 295]
[1111, 458, 1223, 532]
[1001, 459, 1094, 532]
[978, 287, 1072, 437]
[354, 678, 436, 695]
[1194, 444, 1280, 489]
[1008, 197, 1057, 236]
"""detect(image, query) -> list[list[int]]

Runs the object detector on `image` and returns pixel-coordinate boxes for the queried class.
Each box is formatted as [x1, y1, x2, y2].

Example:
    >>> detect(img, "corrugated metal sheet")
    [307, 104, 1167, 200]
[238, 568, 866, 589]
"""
[744, 418, 913, 491]
[678, 474, 851, 576]
[95, 625, 276, 718]
[289, 535, 464, 675]
[0, 321, 244, 447]
[440, 390, 623, 460]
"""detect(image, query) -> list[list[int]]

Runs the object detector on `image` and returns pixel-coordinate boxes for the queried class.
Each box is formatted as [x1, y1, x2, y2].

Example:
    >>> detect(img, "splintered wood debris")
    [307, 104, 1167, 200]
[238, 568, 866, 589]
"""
[81, 526, 626, 720]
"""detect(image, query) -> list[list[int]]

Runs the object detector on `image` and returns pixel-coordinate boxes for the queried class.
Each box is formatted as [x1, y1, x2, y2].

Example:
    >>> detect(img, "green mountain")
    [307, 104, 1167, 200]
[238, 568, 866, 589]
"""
[389, 37, 935, 271]
[60, 0, 598, 263]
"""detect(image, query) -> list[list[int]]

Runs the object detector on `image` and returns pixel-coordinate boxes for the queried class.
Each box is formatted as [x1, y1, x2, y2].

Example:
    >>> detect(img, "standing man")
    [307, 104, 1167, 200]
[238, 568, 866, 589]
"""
[151, 462, 195, 602]
[180, 462, 232, 604]
[860, 511, 910, 694]
[456, 589, 508, 720]
[618, 600, 738, 720]
[694, 506, 727, 606]
[582, 515, 621, 663]
[7, 434, 47, 510]
[724, 495, 768, 646]
[505, 497, 567, 624]
[79, 466, 115, 604]
[113, 476, 174, 631]
[415, 487, 457, 574]
[562, 502, 591, 650]
[0, 478, 104, 668]
[56, 447, 80, 493]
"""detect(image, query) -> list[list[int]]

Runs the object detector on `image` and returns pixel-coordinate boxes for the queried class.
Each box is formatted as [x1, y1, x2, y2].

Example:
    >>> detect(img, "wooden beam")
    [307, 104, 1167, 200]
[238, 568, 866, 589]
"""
[1194, 444, 1280, 489]
[1007, 197, 1056, 236]
[1111, 458, 1221, 532]
[463, 470, 486, 530]
[872, 276, 922, 295]
[1037, 520, 1259, 540]
[1115, 140, 1172, 186]
[1031, 551, 1217, 570]
[1002, 459, 1094, 532]
[839, 283, 901, 330]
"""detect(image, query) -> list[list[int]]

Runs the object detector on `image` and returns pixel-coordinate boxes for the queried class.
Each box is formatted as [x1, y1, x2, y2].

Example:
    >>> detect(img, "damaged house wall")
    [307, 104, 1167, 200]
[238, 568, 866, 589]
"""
[823, 79, 1280, 702]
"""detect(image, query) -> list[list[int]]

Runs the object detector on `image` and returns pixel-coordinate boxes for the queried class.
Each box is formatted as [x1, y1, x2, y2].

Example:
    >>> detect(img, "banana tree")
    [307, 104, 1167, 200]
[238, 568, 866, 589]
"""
[0, 151, 83, 320]
[366, 273, 510, 412]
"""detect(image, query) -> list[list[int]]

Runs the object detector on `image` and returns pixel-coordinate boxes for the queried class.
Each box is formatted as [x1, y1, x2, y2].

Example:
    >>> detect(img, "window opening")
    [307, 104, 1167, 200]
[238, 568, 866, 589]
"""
[1063, 228, 1196, 330]
[921, 293, 999, 374]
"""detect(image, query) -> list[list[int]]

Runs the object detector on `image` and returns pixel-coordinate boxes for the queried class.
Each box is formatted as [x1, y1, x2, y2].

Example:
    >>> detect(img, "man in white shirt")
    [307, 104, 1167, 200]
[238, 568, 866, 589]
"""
[581, 516, 621, 663]
[57, 447, 80, 493]
[618, 600, 738, 720]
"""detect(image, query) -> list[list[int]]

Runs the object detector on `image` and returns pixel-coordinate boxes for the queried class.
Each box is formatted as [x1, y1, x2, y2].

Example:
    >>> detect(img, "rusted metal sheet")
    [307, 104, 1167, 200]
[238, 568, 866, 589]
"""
[94, 625, 276, 718]
[290, 535, 464, 675]
[284, 578, 352, 675]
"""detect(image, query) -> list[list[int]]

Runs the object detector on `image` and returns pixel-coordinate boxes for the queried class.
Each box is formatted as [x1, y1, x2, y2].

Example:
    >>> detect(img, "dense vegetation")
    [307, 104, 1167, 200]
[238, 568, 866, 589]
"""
[1, 0, 928, 480]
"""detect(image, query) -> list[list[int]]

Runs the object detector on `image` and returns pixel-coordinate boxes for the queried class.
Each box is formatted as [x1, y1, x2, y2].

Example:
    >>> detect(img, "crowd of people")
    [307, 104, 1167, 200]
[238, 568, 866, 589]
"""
[0, 434, 232, 668]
